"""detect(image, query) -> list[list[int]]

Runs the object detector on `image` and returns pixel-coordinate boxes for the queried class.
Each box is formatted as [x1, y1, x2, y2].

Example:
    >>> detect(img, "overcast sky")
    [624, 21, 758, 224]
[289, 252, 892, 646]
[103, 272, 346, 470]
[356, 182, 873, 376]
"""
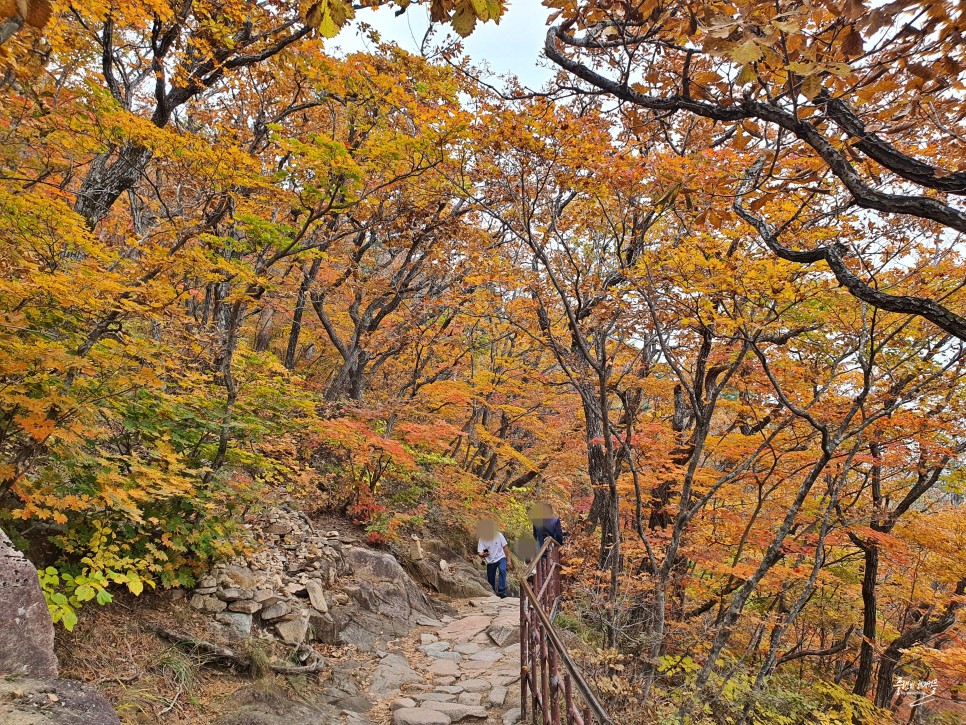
[331, 2, 556, 89]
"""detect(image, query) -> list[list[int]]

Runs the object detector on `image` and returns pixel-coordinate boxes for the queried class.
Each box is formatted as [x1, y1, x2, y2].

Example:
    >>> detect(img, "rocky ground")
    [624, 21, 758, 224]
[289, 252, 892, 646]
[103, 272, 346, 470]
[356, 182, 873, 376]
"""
[361, 595, 524, 725]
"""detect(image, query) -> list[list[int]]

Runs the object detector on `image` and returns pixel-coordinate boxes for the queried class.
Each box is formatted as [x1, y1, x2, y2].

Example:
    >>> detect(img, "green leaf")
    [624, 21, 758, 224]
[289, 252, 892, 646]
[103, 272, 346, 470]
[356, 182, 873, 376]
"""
[128, 578, 144, 596]
[62, 610, 78, 632]
[96, 589, 113, 605]
[74, 584, 96, 602]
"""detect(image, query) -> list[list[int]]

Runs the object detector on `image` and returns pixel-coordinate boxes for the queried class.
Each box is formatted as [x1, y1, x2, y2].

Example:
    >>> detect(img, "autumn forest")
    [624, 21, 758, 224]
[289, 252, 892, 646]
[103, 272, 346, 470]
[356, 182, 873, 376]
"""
[0, 0, 964, 722]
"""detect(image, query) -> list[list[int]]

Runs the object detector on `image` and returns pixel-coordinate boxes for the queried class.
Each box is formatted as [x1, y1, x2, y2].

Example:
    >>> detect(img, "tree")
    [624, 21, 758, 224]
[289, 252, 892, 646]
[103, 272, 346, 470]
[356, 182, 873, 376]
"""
[544, 0, 966, 340]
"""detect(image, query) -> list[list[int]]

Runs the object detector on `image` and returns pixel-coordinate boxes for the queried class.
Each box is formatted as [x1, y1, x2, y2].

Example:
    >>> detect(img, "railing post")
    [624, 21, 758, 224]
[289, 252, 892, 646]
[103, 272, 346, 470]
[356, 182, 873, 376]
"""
[520, 592, 529, 721]
[519, 538, 613, 725]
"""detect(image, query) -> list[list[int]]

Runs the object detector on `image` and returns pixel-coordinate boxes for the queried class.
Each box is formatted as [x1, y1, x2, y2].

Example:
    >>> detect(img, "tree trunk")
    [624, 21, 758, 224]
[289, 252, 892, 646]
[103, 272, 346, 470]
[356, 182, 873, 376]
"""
[853, 543, 879, 696]
[285, 259, 320, 370]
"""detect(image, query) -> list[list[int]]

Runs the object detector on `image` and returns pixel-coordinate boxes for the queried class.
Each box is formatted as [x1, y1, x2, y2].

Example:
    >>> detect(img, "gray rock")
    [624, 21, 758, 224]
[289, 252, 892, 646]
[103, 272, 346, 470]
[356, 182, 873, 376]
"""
[0, 676, 121, 724]
[336, 696, 373, 713]
[228, 599, 262, 614]
[197, 575, 217, 588]
[275, 617, 308, 645]
[457, 693, 482, 706]
[488, 686, 508, 708]
[419, 701, 488, 721]
[429, 650, 461, 661]
[369, 653, 422, 695]
[414, 693, 457, 703]
[218, 565, 257, 589]
[503, 708, 522, 725]
[307, 610, 339, 644]
[304, 579, 328, 613]
[217, 587, 251, 601]
[392, 698, 417, 711]
[486, 621, 520, 648]
[420, 633, 439, 645]
[0, 528, 58, 678]
[193, 586, 218, 595]
[419, 641, 451, 654]
[191, 594, 227, 614]
[434, 685, 464, 695]
[260, 601, 290, 620]
[454, 643, 481, 655]
[459, 679, 490, 693]
[215, 611, 253, 640]
[469, 649, 502, 662]
[392, 709, 451, 725]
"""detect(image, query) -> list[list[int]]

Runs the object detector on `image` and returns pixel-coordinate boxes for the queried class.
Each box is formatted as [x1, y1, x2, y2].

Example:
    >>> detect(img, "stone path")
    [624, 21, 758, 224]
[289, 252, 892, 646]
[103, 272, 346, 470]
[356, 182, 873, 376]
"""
[363, 595, 524, 725]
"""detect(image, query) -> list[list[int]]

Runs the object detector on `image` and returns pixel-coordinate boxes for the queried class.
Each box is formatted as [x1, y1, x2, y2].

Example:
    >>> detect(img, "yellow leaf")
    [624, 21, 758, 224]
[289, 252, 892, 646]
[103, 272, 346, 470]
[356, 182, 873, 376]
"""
[730, 39, 764, 64]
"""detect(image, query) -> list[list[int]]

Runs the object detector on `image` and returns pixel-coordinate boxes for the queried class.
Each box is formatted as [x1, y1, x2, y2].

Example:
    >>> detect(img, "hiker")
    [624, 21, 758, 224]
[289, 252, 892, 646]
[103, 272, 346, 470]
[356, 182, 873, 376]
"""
[530, 501, 565, 549]
[476, 518, 512, 598]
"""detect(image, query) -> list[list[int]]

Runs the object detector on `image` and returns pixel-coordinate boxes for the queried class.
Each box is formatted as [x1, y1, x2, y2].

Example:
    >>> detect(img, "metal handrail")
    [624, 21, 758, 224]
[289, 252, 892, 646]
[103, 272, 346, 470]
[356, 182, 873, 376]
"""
[519, 539, 614, 725]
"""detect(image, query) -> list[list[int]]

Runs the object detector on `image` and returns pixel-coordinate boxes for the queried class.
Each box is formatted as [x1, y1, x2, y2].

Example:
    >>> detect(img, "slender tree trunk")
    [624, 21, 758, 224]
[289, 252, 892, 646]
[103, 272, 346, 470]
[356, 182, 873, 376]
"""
[285, 259, 320, 370]
[853, 543, 879, 696]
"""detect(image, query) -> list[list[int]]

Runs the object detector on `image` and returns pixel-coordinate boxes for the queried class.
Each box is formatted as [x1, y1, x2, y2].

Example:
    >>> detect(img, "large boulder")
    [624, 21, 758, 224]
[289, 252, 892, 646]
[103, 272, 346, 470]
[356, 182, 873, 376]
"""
[0, 677, 121, 725]
[0, 527, 58, 678]
[336, 547, 438, 649]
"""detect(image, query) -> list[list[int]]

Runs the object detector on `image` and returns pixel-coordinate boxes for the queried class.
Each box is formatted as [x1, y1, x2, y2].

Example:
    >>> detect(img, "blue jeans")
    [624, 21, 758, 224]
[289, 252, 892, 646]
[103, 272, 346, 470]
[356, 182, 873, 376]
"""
[486, 558, 508, 597]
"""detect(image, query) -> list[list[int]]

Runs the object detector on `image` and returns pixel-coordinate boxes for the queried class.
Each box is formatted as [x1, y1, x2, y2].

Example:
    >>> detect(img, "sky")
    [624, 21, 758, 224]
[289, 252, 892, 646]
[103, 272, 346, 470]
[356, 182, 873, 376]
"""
[330, 1, 556, 89]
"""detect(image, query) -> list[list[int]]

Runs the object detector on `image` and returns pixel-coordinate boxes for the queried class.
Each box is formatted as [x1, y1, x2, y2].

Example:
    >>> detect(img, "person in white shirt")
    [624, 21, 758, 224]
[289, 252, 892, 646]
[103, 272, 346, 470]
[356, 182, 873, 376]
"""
[476, 518, 512, 598]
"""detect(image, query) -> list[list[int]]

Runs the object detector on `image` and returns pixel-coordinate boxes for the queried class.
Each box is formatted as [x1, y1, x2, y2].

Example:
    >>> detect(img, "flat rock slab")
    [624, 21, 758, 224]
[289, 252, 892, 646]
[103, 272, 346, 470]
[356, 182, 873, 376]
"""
[0, 677, 121, 725]
[370, 654, 423, 695]
[427, 659, 461, 677]
[436, 616, 492, 643]
[393, 708, 452, 725]
[420, 701, 488, 721]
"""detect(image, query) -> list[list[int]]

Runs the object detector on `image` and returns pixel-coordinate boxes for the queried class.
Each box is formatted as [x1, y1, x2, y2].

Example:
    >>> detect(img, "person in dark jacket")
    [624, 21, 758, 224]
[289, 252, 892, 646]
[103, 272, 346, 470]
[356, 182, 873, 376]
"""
[530, 502, 565, 549]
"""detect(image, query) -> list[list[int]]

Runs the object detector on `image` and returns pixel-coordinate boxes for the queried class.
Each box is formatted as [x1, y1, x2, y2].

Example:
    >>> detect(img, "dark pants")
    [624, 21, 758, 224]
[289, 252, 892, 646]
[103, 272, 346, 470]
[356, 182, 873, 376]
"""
[486, 558, 508, 597]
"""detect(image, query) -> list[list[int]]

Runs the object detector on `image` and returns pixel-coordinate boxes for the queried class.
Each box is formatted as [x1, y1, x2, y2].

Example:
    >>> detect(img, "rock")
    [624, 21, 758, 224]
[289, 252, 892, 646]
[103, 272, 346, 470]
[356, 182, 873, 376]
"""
[486, 620, 520, 647]
[304, 579, 328, 613]
[193, 586, 218, 595]
[429, 650, 462, 661]
[437, 616, 491, 644]
[392, 698, 418, 711]
[502, 708, 522, 725]
[404, 556, 492, 600]
[217, 587, 251, 601]
[369, 653, 422, 695]
[0, 676, 121, 725]
[413, 693, 457, 703]
[275, 617, 308, 644]
[307, 610, 339, 644]
[284, 581, 306, 596]
[392, 709, 451, 725]
[419, 642, 451, 654]
[426, 659, 460, 677]
[260, 601, 290, 620]
[459, 679, 490, 693]
[0, 528, 61, 678]
[228, 599, 262, 614]
[213, 684, 337, 725]
[457, 693, 482, 706]
[415, 615, 443, 627]
[420, 633, 439, 645]
[197, 575, 217, 588]
[454, 643, 481, 655]
[191, 594, 227, 614]
[219, 565, 257, 589]
[469, 650, 502, 662]
[488, 686, 508, 708]
[336, 696, 373, 713]
[215, 612, 253, 640]
[419, 701, 488, 721]
[434, 685, 464, 695]
[253, 589, 277, 603]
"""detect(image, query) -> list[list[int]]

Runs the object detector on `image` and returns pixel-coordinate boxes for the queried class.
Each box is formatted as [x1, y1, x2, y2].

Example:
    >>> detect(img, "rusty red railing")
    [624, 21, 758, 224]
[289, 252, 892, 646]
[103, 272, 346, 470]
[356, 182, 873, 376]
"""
[520, 539, 614, 725]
